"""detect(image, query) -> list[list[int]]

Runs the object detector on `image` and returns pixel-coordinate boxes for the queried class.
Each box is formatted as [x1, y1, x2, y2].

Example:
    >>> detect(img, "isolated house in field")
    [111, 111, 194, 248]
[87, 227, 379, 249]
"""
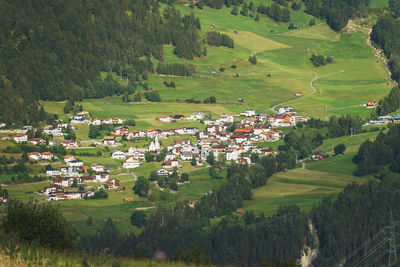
[103, 136, 115, 146]
[12, 134, 27, 143]
[159, 115, 173, 123]
[312, 152, 327, 160]
[366, 100, 377, 108]
[122, 157, 140, 169]
[111, 150, 126, 159]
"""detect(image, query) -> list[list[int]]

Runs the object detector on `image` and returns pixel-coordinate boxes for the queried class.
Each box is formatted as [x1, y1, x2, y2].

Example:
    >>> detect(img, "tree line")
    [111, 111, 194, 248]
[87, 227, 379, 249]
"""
[370, 15, 400, 116]
[303, 0, 369, 31]
[353, 124, 400, 176]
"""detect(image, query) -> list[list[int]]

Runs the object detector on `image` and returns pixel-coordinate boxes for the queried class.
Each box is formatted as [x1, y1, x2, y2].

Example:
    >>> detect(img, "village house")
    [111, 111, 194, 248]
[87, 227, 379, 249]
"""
[91, 163, 105, 172]
[90, 118, 102, 125]
[43, 125, 63, 137]
[111, 150, 126, 159]
[113, 126, 129, 136]
[60, 166, 79, 177]
[43, 184, 62, 196]
[241, 118, 258, 126]
[157, 168, 170, 176]
[199, 131, 209, 139]
[62, 140, 79, 148]
[216, 132, 230, 141]
[68, 160, 83, 168]
[312, 152, 327, 160]
[64, 155, 76, 163]
[122, 157, 140, 168]
[112, 118, 123, 124]
[366, 100, 377, 108]
[52, 178, 62, 186]
[159, 129, 175, 139]
[174, 138, 191, 145]
[180, 151, 194, 161]
[12, 134, 28, 143]
[162, 160, 180, 169]
[41, 152, 54, 160]
[28, 152, 41, 161]
[173, 115, 185, 121]
[213, 144, 227, 152]
[188, 112, 204, 121]
[126, 130, 146, 139]
[48, 140, 59, 146]
[234, 127, 253, 135]
[61, 177, 75, 187]
[218, 115, 234, 124]
[278, 107, 294, 114]
[95, 172, 109, 182]
[103, 136, 115, 146]
[105, 178, 120, 189]
[146, 129, 158, 138]
[103, 118, 113, 124]
[165, 153, 176, 161]
[253, 125, 269, 135]
[230, 134, 247, 144]
[30, 138, 45, 145]
[159, 115, 174, 123]
[46, 168, 60, 177]
[80, 175, 95, 183]
[240, 109, 256, 117]
[225, 150, 241, 161]
[71, 114, 86, 124]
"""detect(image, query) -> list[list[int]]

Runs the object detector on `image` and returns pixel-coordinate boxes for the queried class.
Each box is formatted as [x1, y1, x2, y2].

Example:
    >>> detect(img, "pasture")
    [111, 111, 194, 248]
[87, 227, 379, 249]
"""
[243, 167, 373, 215]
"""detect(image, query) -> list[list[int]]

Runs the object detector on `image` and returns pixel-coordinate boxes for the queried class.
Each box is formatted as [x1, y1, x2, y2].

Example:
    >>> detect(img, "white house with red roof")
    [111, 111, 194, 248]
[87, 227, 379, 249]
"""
[105, 178, 120, 189]
[12, 134, 27, 143]
[159, 115, 174, 122]
[91, 163, 105, 172]
[41, 152, 54, 160]
[122, 157, 140, 168]
[28, 152, 41, 161]
[162, 160, 179, 169]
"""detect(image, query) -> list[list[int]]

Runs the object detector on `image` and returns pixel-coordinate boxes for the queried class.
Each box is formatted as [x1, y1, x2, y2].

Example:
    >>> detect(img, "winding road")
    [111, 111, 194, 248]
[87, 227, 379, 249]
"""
[270, 70, 345, 113]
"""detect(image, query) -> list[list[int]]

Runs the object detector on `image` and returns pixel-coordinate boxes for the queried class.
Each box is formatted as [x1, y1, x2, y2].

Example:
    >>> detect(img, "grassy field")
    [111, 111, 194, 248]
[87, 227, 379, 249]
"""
[315, 130, 381, 154]
[39, 3, 390, 121]
[243, 167, 373, 215]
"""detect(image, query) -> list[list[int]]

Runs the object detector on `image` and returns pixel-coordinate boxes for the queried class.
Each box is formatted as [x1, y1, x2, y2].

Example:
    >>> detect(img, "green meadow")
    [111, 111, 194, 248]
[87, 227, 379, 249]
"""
[42, 3, 390, 121]
[243, 167, 373, 215]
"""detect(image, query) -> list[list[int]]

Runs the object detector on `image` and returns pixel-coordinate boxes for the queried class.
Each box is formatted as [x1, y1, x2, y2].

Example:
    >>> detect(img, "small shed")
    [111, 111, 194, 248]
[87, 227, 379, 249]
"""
[124, 197, 134, 202]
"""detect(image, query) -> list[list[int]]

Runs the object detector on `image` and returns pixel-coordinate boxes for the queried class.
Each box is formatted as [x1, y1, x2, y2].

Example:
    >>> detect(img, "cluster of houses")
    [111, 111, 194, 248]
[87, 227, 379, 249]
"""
[368, 115, 400, 125]
[42, 154, 123, 201]
[4, 107, 315, 201]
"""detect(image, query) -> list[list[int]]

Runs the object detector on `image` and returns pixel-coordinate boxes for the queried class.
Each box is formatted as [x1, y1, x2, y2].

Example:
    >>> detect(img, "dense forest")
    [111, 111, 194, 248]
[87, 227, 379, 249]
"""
[303, 0, 369, 31]
[0, 0, 203, 125]
[353, 124, 400, 176]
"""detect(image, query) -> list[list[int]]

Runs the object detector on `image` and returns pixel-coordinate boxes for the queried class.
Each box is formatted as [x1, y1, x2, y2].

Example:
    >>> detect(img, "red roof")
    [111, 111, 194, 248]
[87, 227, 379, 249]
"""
[234, 128, 252, 133]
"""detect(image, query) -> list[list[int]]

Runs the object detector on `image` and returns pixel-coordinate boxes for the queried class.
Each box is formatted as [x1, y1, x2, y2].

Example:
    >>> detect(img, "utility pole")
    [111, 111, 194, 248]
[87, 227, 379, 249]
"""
[389, 211, 398, 266]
